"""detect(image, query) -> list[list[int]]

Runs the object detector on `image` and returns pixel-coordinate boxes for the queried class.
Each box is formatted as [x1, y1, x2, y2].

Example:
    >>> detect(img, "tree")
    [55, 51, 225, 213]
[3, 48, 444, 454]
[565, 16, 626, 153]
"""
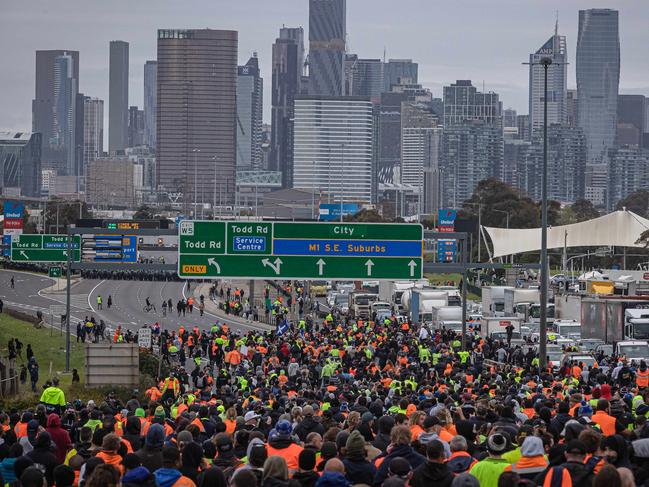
[133, 205, 155, 220]
[558, 199, 600, 225]
[616, 190, 649, 218]
[343, 209, 386, 223]
[43, 199, 90, 233]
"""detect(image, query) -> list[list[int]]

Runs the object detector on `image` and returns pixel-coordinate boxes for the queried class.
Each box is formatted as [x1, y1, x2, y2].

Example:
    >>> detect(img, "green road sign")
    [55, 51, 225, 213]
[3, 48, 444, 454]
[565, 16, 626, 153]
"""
[48, 266, 62, 278]
[11, 235, 81, 262]
[178, 220, 423, 280]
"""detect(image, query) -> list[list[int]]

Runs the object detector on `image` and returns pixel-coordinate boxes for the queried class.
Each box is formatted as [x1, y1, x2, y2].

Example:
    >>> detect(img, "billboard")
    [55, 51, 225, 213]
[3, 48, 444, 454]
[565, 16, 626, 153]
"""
[3, 201, 24, 220]
[319, 204, 360, 221]
[437, 208, 457, 262]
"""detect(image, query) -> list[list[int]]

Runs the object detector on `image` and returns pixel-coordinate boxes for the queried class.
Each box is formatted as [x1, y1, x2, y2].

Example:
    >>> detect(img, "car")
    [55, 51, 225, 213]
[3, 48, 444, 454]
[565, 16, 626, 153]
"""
[562, 354, 597, 368]
[578, 339, 606, 352]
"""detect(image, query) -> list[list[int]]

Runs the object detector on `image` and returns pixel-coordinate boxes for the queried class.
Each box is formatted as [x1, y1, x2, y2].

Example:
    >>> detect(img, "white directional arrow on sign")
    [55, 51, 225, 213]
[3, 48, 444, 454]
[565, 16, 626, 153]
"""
[207, 258, 221, 274]
[262, 257, 283, 275]
[365, 259, 374, 276]
[408, 260, 417, 277]
[316, 259, 326, 276]
[20, 251, 28, 259]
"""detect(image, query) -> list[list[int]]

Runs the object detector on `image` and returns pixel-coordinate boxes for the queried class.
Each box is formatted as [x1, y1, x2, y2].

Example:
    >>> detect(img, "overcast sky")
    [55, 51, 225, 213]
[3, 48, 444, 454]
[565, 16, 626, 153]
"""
[2, 0, 648, 137]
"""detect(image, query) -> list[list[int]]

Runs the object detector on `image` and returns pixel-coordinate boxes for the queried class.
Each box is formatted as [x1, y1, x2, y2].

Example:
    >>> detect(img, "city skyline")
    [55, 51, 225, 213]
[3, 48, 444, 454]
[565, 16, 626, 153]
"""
[2, 1, 648, 142]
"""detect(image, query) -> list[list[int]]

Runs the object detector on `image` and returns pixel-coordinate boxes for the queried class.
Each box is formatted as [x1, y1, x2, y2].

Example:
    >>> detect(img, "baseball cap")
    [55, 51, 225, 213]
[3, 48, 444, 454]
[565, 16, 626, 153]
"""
[244, 411, 260, 422]
[423, 416, 440, 429]
[276, 419, 292, 436]
[388, 457, 412, 477]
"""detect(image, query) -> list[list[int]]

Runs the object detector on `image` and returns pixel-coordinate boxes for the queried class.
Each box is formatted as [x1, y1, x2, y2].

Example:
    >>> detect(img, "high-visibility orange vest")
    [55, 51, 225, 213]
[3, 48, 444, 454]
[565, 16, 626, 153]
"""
[592, 411, 616, 436]
[14, 422, 28, 438]
[266, 443, 303, 474]
[637, 369, 649, 388]
[190, 417, 205, 433]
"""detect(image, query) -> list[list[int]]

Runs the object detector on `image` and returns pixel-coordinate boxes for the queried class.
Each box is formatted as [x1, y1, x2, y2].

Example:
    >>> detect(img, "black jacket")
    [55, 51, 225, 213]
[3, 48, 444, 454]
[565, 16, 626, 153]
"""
[293, 416, 325, 441]
[373, 444, 426, 486]
[343, 456, 377, 486]
[410, 461, 455, 487]
[533, 461, 595, 487]
[27, 446, 60, 486]
[372, 432, 391, 453]
[292, 470, 319, 487]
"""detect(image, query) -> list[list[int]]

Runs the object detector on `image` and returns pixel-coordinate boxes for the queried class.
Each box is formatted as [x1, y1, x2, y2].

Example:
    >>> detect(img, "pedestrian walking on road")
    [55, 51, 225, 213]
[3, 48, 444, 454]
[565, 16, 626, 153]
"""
[10, 276, 14, 289]
[107, 295, 112, 309]
[97, 295, 102, 310]
[0, 298, 3, 313]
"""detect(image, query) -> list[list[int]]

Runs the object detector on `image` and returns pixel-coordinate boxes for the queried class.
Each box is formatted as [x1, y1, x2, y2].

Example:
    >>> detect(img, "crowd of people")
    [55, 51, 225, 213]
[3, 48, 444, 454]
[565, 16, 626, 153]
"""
[5, 292, 649, 487]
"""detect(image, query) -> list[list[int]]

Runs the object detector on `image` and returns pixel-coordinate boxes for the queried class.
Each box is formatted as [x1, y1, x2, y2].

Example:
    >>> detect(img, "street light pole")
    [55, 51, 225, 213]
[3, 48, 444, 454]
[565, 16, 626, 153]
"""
[539, 57, 552, 370]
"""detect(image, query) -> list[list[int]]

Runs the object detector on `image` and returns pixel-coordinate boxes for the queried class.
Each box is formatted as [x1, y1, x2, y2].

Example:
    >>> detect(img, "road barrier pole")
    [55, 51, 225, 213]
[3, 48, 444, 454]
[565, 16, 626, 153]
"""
[65, 234, 72, 373]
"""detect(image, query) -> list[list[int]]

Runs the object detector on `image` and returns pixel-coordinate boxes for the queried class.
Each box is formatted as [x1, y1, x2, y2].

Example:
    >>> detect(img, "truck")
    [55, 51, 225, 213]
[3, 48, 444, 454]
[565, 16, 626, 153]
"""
[504, 288, 540, 319]
[553, 320, 582, 340]
[529, 303, 555, 325]
[348, 292, 378, 319]
[581, 298, 649, 362]
[401, 289, 448, 313]
[431, 306, 463, 333]
[482, 286, 514, 317]
[480, 316, 523, 339]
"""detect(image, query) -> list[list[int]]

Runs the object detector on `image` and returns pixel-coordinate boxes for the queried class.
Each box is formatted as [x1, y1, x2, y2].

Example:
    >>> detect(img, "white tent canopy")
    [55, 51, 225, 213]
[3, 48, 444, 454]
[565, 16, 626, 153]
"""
[483, 210, 649, 259]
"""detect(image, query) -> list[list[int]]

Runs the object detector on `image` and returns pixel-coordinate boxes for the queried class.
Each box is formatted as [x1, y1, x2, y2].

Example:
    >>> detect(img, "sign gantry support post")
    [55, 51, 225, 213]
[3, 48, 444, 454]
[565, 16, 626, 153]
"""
[65, 233, 72, 373]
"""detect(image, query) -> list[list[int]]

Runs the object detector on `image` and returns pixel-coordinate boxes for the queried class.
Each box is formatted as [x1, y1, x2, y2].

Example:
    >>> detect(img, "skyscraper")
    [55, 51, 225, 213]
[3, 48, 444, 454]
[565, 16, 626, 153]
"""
[293, 96, 374, 203]
[608, 147, 649, 208]
[128, 106, 145, 148]
[237, 54, 264, 170]
[109, 41, 129, 154]
[345, 56, 384, 101]
[143, 60, 157, 150]
[440, 121, 503, 208]
[0, 131, 42, 197]
[576, 9, 620, 163]
[308, 0, 346, 96]
[270, 27, 304, 187]
[443, 80, 502, 127]
[157, 29, 238, 209]
[400, 103, 442, 214]
[83, 97, 104, 165]
[383, 59, 418, 92]
[528, 25, 567, 136]
[566, 89, 578, 127]
[32, 50, 80, 177]
[617, 95, 646, 147]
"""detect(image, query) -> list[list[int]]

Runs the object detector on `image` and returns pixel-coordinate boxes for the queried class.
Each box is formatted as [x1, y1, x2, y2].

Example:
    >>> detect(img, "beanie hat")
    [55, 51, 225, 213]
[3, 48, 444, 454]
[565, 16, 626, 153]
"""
[486, 433, 508, 454]
[154, 406, 166, 419]
[450, 472, 481, 487]
[276, 419, 292, 436]
[345, 430, 366, 457]
[145, 424, 165, 448]
[578, 401, 593, 418]
[135, 408, 145, 418]
[299, 449, 317, 471]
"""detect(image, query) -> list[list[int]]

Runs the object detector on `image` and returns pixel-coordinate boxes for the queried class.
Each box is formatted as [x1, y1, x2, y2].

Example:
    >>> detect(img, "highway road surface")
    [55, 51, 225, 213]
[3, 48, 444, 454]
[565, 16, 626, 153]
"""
[0, 269, 271, 335]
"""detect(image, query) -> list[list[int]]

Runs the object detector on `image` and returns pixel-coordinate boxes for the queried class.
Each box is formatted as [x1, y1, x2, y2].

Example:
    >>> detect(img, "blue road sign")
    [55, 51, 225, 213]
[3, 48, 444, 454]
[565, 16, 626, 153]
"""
[1, 235, 10, 257]
[273, 239, 422, 257]
[92, 236, 138, 263]
[437, 239, 457, 263]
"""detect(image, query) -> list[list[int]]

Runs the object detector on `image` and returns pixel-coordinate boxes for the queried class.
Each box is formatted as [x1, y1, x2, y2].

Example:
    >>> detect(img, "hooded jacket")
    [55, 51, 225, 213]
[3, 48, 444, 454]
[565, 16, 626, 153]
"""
[446, 451, 478, 474]
[123, 466, 157, 487]
[154, 468, 196, 487]
[314, 472, 351, 487]
[410, 461, 455, 487]
[293, 416, 325, 441]
[26, 432, 60, 486]
[373, 444, 426, 486]
[45, 413, 72, 464]
[292, 470, 320, 487]
[342, 454, 377, 486]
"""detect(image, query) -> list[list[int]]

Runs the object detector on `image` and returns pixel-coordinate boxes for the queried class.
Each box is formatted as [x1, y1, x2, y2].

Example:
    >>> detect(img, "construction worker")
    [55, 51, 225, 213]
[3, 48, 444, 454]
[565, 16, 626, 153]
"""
[161, 373, 180, 403]
[97, 294, 102, 310]
[637, 361, 649, 389]
[40, 378, 66, 414]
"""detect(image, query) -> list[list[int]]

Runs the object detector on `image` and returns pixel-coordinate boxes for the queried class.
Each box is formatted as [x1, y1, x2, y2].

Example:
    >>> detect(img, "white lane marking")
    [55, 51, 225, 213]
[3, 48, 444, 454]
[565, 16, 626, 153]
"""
[87, 280, 105, 313]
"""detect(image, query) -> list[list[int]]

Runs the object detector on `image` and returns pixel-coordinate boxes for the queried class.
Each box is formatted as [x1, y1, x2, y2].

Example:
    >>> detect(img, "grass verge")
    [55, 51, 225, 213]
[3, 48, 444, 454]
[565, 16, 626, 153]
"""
[0, 312, 84, 407]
